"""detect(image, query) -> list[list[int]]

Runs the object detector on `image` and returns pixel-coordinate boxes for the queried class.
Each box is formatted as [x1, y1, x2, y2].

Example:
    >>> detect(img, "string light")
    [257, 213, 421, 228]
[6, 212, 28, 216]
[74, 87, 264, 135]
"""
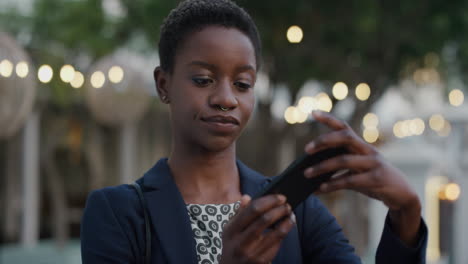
[38, 64, 53, 83]
[70, 71, 85, 88]
[297, 96, 316, 114]
[315, 93, 333, 112]
[429, 114, 445, 131]
[355, 83, 371, 101]
[363, 127, 379, 143]
[286, 25, 303, 43]
[108, 65, 124, 83]
[90, 71, 105, 88]
[60, 64, 75, 83]
[0, 59, 13, 77]
[332, 82, 348, 100]
[448, 89, 464, 106]
[284, 106, 298, 124]
[363, 113, 379, 128]
[15, 61, 29, 78]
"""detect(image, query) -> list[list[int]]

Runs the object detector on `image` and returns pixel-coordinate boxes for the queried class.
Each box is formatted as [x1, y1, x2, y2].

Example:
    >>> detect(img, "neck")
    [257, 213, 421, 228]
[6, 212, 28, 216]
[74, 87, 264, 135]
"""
[168, 141, 241, 204]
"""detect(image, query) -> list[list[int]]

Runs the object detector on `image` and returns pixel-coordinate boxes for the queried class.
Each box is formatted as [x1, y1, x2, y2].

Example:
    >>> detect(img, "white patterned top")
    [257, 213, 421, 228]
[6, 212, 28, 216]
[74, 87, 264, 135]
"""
[186, 202, 241, 264]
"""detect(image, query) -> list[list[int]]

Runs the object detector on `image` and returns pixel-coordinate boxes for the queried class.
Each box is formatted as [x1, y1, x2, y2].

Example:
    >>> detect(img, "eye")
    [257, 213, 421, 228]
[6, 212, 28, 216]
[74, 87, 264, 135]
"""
[234, 81, 252, 90]
[192, 77, 213, 87]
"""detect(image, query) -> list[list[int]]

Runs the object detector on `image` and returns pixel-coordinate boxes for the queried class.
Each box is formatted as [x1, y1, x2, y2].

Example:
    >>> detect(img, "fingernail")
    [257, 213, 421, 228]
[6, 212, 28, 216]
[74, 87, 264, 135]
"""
[304, 168, 313, 178]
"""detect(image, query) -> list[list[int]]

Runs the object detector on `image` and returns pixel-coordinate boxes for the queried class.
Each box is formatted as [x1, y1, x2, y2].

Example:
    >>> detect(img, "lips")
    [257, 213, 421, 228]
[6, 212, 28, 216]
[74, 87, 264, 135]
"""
[201, 115, 240, 125]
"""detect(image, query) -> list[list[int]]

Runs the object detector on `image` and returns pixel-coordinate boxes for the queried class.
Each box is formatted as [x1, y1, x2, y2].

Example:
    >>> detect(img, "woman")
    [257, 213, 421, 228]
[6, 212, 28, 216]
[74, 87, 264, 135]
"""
[81, 0, 427, 263]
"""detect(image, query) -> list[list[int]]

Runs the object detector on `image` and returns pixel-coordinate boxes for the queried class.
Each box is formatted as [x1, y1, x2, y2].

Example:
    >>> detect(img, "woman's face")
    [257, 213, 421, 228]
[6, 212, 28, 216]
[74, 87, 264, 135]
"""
[156, 26, 257, 152]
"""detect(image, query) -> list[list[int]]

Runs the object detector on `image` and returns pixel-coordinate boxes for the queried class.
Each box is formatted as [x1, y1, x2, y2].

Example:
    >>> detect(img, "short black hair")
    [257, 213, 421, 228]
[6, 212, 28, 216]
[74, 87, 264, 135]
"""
[158, 0, 262, 72]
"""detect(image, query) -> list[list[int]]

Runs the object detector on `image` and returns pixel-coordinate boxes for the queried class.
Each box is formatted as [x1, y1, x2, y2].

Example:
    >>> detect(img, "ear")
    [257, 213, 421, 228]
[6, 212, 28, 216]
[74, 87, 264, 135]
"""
[154, 66, 170, 104]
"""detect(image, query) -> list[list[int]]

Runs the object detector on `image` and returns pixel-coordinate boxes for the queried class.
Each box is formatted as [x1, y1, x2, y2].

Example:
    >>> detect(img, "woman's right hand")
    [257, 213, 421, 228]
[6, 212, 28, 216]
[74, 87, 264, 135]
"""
[219, 194, 295, 264]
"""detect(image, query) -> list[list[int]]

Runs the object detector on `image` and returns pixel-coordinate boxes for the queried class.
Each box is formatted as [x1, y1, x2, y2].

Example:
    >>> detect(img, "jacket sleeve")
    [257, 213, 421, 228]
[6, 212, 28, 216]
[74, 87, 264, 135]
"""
[81, 189, 136, 264]
[376, 213, 428, 264]
[297, 196, 362, 263]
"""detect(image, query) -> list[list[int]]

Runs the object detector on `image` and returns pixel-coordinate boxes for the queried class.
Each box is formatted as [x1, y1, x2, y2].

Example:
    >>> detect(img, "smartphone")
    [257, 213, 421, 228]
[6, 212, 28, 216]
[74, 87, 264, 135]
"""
[253, 147, 348, 210]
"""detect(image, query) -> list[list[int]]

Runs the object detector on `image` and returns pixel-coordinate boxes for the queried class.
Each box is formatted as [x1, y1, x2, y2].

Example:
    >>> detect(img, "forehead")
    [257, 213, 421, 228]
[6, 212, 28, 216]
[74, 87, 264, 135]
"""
[173, 26, 256, 71]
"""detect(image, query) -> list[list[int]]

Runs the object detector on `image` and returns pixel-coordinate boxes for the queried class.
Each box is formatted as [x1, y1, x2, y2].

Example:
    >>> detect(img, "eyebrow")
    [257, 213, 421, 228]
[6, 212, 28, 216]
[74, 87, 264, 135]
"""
[187, 60, 256, 73]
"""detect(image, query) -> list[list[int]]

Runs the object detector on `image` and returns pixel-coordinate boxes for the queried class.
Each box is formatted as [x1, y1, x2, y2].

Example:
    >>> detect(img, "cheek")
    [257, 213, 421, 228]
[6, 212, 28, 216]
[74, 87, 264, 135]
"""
[240, 94, 255, 120]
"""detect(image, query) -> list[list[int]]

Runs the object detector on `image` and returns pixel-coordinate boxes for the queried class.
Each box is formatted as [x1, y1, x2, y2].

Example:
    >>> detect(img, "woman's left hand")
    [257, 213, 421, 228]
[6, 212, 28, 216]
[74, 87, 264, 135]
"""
[304, 111, 421, 246]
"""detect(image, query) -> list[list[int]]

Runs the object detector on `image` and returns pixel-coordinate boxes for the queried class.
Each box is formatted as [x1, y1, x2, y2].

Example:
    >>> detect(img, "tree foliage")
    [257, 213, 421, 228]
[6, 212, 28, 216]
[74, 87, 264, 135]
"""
[2, 0, 468, 123]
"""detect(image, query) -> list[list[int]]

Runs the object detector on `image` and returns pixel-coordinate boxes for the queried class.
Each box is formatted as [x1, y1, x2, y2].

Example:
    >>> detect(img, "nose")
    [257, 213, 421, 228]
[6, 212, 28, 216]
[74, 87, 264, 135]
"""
[209, 79, 238, 111]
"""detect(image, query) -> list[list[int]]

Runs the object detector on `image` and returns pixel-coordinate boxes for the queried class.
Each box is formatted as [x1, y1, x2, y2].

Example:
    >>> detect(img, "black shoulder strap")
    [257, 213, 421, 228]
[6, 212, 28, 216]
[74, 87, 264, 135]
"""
[130, 182, 152, 264]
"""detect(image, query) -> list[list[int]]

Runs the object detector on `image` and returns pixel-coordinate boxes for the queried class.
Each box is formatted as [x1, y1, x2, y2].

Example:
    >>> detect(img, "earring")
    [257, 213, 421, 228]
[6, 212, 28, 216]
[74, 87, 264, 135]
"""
[161, 95, 169, 103]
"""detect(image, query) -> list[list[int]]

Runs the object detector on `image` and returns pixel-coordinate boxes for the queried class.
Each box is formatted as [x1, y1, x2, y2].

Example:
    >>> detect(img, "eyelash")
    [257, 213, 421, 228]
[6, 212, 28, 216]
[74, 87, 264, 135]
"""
[192, 77, 252, 91]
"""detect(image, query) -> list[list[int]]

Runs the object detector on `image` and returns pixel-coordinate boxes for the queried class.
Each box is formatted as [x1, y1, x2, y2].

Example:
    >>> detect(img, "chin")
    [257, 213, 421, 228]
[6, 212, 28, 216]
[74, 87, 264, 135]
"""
[200, 136, 237, 153]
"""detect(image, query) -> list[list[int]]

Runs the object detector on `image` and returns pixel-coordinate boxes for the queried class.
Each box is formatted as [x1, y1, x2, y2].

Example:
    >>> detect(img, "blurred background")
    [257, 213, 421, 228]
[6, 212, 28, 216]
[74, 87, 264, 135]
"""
[1, 0, 467, 263]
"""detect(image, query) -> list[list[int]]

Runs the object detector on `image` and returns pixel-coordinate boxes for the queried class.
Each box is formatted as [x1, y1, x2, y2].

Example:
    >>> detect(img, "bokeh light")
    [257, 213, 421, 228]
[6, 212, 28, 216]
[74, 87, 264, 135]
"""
[448, 89, 464, 106]
[286, 25, 303, 43]
[315, 92, 333, 112]
[70, 71, 85, 88]
[429, 114, 445, 131]
[108, 65, 124, 83]
[60, 64, 75, 83]
[444, 183, 461, 201]
[15, 61, 29, 78]
[355, 83, 371, 101]
[90, 71, 105, 88]
[284, 106, 297, 124]
[0, 59, 13, 77]
[332, 82, 348, 100]
[363, 113, 379, 128]
[363, 127, 379, 143]
[437, 120, 451, 137]
[297, 96, 316, 114]
[38, 64, 53, 83]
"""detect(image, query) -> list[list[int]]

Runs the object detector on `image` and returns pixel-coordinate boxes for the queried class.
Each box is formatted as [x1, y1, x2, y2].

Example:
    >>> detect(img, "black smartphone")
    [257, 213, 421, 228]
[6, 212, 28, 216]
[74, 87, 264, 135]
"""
[253, 147, 348, 210]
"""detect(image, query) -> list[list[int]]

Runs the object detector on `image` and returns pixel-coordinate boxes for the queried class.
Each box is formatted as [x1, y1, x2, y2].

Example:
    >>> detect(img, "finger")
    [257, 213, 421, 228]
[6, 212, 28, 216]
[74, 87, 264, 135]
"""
[253, 214, 295, 259]
[242, 203, 292, 241]
[312, 110, 349, 131]
[304, 155, 379, 179]
[305, 129, 376, 155]
[227, 194, 287, 234]
[319, 171, 377, 193]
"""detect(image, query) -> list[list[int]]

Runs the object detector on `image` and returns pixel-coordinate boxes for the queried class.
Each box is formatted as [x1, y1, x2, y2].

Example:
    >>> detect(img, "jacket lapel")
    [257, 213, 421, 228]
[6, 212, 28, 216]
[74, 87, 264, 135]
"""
[141, 159, 197, 264]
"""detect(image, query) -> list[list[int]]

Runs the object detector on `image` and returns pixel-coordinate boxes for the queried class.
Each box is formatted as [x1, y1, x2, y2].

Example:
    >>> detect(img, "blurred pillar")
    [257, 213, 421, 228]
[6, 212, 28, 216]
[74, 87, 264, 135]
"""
[20, 111, 40, 246]
[120, 122, 136, 184]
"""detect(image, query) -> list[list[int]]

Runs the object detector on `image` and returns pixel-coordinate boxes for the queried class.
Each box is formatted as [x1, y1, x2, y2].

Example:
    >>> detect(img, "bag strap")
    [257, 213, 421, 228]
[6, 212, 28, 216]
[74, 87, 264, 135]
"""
[130, 182, 152, 264]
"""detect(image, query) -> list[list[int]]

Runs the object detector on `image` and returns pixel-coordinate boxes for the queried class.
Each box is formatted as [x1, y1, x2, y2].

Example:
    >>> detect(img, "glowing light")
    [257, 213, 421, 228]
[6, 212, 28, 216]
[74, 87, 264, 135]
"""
[38, 64, 53, 83]
[284, 106, 298, 124]
[444, 183, 461, 201]
[429, 114, 445, 131]
[0, 59, 13, 77]
[15, 61, 29, 78]
[286, 25, 303, 43]
[448, 89, 464, 106]
[315, 93, 333, 112]
[363, 113, 379, 128]
[437, 121, 451, 137]
[60, 64, 75, 83]
[108, 65, 124, 83]
[332, 82, 348, 100]
[393, 121, 405, 138]
[90, 71, 105, 88]
[410, 118, 425, 135]
[70, 71, 85, 88]
[297, 96, 316, 114]
[363, 127, 379, 143]
[355, 83, 371, 101]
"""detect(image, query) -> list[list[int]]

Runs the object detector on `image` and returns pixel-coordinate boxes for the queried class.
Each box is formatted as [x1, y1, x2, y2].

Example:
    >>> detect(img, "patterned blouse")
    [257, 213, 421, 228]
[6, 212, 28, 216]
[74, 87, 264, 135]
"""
[186, 202, 240, 264]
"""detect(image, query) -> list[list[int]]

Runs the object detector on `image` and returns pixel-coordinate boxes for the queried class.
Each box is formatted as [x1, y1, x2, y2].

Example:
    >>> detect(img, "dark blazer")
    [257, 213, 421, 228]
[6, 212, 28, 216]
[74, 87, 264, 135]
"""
[81, 158, 427, 263]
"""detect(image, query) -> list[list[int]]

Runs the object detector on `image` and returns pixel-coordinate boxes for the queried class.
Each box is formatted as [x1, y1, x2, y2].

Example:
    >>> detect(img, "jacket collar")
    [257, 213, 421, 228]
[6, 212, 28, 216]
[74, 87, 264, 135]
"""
[138, 158, 269, 264]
